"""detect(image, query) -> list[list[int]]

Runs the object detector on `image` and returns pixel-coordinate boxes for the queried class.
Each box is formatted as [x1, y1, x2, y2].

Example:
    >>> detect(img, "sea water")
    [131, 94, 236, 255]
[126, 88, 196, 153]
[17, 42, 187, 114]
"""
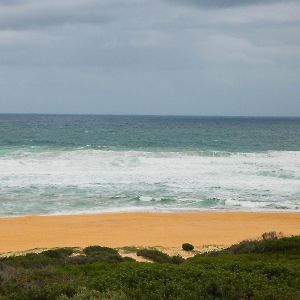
[0, 114, 299, 216]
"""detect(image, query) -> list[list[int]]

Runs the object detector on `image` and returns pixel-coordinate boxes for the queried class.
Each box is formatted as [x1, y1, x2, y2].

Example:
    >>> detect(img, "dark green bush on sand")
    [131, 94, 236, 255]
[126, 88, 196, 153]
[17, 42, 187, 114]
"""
[43, 248, 74, 259]
[182, 243, 194, 251]
[136, 249, 184, 264]
[83, 246, 119, 256]
[82, 246, 123, 263]
[0, 236, 299, 299]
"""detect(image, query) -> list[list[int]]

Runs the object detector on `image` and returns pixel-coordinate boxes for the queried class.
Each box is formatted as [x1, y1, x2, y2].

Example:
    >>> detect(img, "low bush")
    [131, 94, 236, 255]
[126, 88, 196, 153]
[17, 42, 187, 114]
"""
[225, 235, 300, 255]
[169, 255, 184, 264]
[58, 287, 127, 300]
[43, 248, 74, 259]
[136, 249, 183, 264]
[182, 243, 194, 251]
[83, 246, 118, 256]
[82, 246, 123, 263]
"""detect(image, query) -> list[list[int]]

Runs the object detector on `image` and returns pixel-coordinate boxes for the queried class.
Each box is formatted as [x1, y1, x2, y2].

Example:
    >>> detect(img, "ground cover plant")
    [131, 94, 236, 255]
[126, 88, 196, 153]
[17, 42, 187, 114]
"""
[0, 235, 299, 299]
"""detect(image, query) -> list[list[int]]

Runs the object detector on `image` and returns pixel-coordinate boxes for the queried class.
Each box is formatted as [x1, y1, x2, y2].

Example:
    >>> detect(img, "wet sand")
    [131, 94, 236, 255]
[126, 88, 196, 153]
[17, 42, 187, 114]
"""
[0, 211, 300, 254]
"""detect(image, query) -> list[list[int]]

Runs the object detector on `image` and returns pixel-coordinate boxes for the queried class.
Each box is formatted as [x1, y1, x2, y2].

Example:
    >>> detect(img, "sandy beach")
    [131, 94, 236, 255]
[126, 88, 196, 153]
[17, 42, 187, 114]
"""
[0, 211, 299, 254]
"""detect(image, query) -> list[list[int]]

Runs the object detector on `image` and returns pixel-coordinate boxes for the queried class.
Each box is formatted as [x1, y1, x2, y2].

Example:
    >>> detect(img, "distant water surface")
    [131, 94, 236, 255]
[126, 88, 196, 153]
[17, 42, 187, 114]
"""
[0, 114, 299, 216]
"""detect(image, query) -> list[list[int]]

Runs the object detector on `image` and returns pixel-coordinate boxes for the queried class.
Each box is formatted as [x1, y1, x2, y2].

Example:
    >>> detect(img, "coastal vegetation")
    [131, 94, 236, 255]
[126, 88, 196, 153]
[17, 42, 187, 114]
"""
[0, 235, 300, 299]
[182, 243, 194, 251]
[136, 249, 184, 264]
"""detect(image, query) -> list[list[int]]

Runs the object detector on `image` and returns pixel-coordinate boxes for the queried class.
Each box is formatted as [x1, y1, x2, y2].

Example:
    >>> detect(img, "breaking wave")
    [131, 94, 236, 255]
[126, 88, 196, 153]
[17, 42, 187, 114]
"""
[0, 148, 299, 216]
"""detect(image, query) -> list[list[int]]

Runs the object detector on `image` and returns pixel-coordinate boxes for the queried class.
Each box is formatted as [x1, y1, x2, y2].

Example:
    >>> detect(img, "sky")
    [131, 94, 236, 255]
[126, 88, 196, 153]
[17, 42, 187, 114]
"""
[0, 0, 299, 116]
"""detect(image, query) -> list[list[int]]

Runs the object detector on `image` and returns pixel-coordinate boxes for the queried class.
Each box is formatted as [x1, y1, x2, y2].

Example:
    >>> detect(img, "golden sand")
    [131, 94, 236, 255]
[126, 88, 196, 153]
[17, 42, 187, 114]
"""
[0, 212, 299, 254]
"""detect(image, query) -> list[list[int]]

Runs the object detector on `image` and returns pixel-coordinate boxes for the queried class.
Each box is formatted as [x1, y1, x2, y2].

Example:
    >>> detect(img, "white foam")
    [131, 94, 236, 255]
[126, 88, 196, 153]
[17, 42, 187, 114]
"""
[0, 149, 299, 215]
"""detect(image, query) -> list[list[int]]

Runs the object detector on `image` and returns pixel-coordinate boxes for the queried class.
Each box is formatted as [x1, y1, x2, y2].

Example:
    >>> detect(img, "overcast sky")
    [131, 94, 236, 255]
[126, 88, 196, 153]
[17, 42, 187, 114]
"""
[0, 0, 299, 116]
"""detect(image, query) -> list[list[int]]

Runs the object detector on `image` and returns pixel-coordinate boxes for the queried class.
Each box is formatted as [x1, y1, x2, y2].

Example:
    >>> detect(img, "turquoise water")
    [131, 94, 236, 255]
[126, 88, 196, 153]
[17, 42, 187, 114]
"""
[0, 114, 300, 216]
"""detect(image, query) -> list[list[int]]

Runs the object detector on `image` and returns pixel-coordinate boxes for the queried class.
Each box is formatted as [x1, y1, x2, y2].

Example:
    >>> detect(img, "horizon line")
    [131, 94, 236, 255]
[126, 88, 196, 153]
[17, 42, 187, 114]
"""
[0, 112, 300, 118]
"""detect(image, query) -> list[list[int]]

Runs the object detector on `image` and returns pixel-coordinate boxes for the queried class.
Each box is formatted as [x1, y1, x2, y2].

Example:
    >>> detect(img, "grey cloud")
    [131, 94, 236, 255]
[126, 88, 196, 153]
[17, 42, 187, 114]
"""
[0, 0, 24, 5]
[0, 1, 113, 30]
[169, 0, 288, 9]
[0, 0, 299, 116]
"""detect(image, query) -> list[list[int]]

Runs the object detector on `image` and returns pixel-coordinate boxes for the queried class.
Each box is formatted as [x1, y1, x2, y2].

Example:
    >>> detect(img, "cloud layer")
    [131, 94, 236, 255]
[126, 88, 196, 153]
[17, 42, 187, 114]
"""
[169, 0, 288, 8]
[0, 0, 299, 115]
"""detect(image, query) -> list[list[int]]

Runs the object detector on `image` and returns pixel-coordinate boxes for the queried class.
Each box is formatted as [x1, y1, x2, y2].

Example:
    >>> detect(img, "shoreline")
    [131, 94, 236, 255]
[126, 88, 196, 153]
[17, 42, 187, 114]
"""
[1, 208, 300, 219]
[0, 211, 300, 254]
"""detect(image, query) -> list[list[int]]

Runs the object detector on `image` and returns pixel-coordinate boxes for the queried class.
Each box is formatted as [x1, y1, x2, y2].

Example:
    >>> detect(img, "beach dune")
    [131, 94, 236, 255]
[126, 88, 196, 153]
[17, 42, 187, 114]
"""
[1, 212, 300, 254]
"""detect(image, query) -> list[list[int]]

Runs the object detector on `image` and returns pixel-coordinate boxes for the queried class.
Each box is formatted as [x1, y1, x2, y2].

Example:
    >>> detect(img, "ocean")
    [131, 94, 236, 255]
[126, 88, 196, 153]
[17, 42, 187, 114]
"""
[0, 114, 299, 216]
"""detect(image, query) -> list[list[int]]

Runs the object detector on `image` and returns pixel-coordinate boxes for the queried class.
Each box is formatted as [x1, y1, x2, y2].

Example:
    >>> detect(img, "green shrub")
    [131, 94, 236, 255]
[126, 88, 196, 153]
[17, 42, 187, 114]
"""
[83, 246, 118, 256]
[66, 255, 89, 265]
[136, 249, 183, 264]
[182, 243, 194, 251]
[0, 236, 300, 300]
[82, 246, 123, 263]
[121, 257, 136, 263]
[59, 287, 127, 300]
[170, 255, 184, 264]
[42, 248, 74, 259]
[225, 236, 300, 254]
